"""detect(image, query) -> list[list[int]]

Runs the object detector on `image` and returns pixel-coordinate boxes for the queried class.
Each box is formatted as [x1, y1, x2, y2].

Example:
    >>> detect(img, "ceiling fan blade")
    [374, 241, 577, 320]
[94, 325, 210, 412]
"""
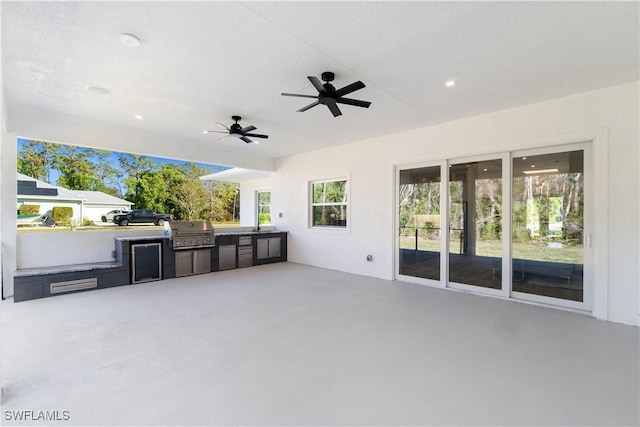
[203, 130, 229, 134]
[240, 136, 252, 144]
[308, 76, 325, 93]
[243, 133, 269, 139]
[216, 122, 230, 131]
[282, 93, 318, 99]
[334, 80, 366, 97]
[336, 97, 371, 108]
[241, 125, 256, 133]
[327, 101, 342, 117]
[297, 100, 320, 112]
[219, 135, 230, 141]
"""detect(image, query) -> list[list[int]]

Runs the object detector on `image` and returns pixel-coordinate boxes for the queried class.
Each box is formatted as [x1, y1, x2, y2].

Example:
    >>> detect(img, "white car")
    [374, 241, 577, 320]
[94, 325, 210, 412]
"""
[101, 209, 130, 223]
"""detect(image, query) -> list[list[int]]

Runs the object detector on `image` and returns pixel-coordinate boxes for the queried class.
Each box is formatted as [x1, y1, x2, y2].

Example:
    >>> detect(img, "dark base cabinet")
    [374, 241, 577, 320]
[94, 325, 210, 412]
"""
[253, 233, 287, 266]
[14, 264, 129, 302]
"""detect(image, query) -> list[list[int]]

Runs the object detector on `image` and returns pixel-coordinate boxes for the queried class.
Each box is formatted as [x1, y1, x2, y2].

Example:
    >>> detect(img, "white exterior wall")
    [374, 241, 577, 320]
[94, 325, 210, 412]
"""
[16, 228, 166, 269]
[1, 85, 16, 297]
[273, 81, 639, 326]
[239, 177, 272, 227]
[17, 199, 81, 219]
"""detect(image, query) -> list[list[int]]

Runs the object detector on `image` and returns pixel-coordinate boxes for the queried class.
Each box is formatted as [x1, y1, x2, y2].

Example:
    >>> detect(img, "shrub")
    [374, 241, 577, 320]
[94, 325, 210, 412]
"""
[19, 204, 40, 215]
[82, 217, 94, 226]
[52, 206, 74, 226]
[258, 213, 271, 225]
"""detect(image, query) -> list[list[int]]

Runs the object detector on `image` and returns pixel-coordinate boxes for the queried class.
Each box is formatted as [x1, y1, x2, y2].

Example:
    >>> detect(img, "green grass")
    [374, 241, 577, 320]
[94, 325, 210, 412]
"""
[399, 236, 583, 264]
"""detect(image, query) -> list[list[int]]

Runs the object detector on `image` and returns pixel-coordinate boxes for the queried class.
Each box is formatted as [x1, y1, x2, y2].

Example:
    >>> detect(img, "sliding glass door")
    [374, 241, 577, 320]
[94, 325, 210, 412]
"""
[448, 158, 503, 290]
[398, 165, 442, 282]
[511, 149, 586, 304]
[396, 144, 590, 310]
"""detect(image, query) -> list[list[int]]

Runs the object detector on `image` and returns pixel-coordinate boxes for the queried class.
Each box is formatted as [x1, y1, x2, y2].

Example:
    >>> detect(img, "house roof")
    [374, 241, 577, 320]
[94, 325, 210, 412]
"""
[66, 190, 133, 206]
[2, 2, 638, 171]
[17, 172, 132, 206]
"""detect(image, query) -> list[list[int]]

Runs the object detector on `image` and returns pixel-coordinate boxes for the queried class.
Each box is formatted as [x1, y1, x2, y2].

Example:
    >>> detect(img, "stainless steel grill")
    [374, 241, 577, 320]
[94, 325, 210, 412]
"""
[169, 220, 215, 250]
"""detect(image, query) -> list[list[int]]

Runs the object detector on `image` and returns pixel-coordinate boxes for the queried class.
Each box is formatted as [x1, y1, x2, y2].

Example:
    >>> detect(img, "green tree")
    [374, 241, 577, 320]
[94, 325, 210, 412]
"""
[55, 145, 100, 190]
[202, 181, 238, 222]
[120, 154, 160, 208]
[91, 149, 124, 197]
[172, 180, 207, 220]
[127, 170, 170, 212]
[17, 140, 56, 181]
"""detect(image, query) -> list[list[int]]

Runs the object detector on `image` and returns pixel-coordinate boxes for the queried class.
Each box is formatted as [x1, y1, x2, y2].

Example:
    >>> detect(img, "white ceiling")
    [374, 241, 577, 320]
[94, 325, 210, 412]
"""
[2, 1, 638, 169]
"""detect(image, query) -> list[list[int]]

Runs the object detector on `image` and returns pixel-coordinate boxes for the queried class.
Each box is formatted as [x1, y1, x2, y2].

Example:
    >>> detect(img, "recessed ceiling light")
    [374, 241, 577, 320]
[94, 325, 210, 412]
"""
[86, 86, 109, 95]
[254, 141, 260, 144]
[202, 130, 209, 134]
[119, 33, 141, 47]
[522, 157, 527, 160]
[134, 114, 143, 120]
[531, 165, 535, 168]
[483, 168, 488, 172]
[523, 168, 559, 175]
[445, 80, 456, 87]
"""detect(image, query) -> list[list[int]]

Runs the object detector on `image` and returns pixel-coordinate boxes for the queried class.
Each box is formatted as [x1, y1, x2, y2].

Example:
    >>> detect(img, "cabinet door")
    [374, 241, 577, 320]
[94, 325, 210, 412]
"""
[132, 243, 162, 283]
[175, 251, 193, 277]
[257, 238, 269, 260]
[268, 237, 281, 258]
[219, 245, 237, 270]
[193, 249, 212, 274]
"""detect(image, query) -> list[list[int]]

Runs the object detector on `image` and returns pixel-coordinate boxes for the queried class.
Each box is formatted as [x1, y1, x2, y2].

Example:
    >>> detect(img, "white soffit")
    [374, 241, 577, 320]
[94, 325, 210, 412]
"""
[200, 168, 271, 183]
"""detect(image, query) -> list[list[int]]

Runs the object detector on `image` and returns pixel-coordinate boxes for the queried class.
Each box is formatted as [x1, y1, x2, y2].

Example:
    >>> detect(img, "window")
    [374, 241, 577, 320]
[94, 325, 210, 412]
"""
[310, 179, 348, 227]
[257, 191, 271, 225]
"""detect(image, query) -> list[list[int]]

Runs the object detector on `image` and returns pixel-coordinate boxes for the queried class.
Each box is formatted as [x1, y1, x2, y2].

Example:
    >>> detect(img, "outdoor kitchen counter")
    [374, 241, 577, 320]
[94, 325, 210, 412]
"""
[114, 235, 169, 242]
[13, 231, 287, 302]
[214, 230, 288, 236]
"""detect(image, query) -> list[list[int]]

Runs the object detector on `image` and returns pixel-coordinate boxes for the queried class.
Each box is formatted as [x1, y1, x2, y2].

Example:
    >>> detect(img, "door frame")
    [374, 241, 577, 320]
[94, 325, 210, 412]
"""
[510, 142, 593, 312]
[393, 128, 608, 319]
[445, 152, 511, 299]
[395, 160, 446, 289]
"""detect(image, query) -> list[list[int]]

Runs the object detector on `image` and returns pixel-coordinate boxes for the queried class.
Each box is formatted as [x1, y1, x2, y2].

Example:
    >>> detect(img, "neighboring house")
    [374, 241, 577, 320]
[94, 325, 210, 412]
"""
[16, 173, 133, 223]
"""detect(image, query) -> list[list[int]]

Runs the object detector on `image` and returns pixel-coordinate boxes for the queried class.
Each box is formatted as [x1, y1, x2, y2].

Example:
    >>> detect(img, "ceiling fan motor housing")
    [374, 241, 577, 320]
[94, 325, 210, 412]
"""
[321, 71, 335, 82]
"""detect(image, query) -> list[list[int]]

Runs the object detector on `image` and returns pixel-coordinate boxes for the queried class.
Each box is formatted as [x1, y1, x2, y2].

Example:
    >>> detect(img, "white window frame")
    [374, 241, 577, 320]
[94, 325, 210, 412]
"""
[309, 177, 350, 230]
[256, 190, 271, 226]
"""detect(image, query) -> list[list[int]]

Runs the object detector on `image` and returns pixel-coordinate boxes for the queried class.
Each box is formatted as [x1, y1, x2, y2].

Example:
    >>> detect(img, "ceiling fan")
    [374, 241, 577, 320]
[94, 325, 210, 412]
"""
[202, 116, 268, 144]
[282, 71, 371, 117]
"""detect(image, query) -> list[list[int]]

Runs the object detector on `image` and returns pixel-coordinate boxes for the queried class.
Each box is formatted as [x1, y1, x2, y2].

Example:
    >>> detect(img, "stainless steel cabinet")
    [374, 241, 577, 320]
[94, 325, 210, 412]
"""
[219, 245, 237, 270]
[175, 249, 211, 277]
[238, 236, 253, 268]
[256, 237, 281, 260]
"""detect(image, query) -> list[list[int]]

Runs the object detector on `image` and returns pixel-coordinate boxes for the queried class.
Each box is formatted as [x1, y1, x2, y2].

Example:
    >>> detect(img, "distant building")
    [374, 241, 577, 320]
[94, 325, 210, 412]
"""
[17, 173, 133, 222]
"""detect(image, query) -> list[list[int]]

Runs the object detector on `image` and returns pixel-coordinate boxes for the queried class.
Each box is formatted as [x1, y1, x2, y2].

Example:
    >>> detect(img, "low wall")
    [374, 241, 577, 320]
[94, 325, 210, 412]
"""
[17, 228, 166, 269]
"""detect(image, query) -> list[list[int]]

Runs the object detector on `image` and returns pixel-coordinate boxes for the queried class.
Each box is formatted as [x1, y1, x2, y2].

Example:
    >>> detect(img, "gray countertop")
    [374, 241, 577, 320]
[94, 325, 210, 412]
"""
[15, 261, 123, 277]
[214, 230, 287, 236]
[115, 235, 169, 242]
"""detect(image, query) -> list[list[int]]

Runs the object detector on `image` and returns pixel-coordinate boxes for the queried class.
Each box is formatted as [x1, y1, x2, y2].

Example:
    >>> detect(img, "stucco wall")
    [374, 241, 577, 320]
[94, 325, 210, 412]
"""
[272, 81, 639, 326]
[240, 177, 272, 227]
[16, 228, 166, 269]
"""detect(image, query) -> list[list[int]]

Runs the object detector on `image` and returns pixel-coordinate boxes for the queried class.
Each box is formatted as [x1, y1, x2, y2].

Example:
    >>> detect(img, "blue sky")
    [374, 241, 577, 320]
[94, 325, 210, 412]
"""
[17, 138, 230, 187]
